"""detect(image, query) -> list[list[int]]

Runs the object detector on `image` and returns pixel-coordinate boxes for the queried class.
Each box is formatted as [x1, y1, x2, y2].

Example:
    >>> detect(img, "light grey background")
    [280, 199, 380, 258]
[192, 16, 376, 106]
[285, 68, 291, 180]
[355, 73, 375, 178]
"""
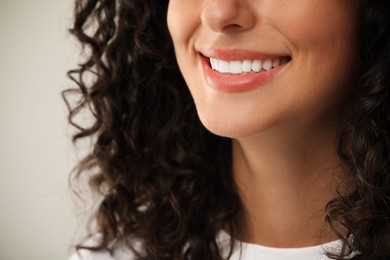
[0, 0, 81, 259]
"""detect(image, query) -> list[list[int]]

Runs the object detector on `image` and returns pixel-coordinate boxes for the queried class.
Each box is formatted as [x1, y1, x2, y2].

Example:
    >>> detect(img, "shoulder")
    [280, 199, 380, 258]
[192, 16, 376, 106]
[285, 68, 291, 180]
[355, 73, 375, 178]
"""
[68, 235, 139, 260]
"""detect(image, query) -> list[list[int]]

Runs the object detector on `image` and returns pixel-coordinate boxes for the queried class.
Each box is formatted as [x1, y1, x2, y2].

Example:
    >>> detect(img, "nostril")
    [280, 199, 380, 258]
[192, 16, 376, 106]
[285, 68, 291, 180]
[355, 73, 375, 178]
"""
[222, 23, 244, 32]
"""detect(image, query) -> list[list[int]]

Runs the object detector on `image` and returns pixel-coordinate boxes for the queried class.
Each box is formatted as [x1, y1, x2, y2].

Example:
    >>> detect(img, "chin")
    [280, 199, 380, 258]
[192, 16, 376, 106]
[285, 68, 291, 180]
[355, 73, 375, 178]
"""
[199, 116, 265, 139]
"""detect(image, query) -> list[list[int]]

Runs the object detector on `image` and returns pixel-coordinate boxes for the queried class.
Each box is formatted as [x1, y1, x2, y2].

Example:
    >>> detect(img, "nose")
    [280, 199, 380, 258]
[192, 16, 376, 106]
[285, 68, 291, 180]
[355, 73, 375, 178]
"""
[200, 0, 255, 33]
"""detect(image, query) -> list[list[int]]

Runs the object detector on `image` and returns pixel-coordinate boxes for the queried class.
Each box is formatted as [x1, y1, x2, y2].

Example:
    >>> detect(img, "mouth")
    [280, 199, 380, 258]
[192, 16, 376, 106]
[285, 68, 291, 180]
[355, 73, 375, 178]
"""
[199, 49, 291, 92]
[209, 56, 291, 74]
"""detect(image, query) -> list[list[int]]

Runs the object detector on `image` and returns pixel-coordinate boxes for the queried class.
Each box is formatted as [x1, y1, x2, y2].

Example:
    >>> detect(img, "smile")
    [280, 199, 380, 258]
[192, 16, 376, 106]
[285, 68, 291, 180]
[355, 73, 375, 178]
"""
[210, 57, 290, 74]
[200, 49, 291, 92]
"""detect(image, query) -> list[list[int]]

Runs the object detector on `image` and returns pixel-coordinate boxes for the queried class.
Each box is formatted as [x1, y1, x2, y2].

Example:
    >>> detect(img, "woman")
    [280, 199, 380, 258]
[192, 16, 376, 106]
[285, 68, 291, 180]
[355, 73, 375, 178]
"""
[66, 0, 390, 259]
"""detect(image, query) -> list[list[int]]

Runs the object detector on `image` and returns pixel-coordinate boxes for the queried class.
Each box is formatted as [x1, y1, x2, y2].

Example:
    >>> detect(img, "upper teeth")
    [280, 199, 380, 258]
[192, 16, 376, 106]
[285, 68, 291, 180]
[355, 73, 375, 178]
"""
[210, 57, 289, 74]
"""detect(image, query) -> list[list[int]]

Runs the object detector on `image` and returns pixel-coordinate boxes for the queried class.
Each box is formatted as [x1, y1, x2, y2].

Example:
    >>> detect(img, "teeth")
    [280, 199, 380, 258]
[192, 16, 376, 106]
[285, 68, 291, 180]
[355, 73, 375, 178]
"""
[263, 59, 273, 71]
[230, 61, 242, 74]
[242, 60, 252, 72]
[252, 60, 262, 72]
[209, 57, 289, 74]
[210, 58, 216, 69]
[272, 59, 281, 68]
[219, 60, 230, 73]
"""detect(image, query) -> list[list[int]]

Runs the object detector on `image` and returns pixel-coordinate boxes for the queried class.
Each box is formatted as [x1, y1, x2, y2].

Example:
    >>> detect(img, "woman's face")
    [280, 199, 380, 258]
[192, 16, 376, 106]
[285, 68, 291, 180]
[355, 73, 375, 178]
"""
[167, 0, 359, 138]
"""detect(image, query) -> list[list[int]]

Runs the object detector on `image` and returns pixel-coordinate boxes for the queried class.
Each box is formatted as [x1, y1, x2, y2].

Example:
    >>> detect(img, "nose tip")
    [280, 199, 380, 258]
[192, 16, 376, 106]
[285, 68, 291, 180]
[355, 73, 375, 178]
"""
[200, 0, 255, 33]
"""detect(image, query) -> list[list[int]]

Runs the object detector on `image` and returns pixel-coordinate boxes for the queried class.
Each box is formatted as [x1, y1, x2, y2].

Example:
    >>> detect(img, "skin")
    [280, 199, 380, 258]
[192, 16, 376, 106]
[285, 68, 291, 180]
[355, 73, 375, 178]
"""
[168, 0, 359, 247]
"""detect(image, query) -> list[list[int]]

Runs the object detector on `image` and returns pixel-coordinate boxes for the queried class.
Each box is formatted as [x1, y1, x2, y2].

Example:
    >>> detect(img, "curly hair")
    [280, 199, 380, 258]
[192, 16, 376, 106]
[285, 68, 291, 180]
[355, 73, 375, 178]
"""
[64, 0, 390, 259]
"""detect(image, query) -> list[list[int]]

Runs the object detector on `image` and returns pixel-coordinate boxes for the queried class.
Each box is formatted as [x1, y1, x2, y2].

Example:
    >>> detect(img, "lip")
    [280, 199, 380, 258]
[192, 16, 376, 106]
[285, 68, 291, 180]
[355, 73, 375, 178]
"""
[200, 49, 290, 92]
[201, 48, 287, 61]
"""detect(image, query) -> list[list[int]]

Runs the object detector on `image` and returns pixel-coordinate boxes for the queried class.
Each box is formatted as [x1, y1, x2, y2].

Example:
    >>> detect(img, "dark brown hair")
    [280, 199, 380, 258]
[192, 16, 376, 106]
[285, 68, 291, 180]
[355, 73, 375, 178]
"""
[64, 0, 390, 259]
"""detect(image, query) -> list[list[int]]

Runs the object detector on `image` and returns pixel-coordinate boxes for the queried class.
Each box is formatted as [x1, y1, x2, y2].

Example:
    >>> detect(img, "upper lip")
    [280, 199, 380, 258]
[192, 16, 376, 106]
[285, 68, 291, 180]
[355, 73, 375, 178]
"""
[199, 48, 291, 61]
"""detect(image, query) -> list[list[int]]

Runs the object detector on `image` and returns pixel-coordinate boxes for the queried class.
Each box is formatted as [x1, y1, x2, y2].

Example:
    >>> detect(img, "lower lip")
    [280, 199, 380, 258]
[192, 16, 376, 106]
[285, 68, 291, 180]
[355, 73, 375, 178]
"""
[201, 56, 288, 92]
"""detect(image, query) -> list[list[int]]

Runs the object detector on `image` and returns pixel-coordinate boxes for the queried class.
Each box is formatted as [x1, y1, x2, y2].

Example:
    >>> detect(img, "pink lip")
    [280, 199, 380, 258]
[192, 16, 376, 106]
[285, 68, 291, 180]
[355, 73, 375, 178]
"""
[200, 49, 290, 92]
[201, 48, 286, 61]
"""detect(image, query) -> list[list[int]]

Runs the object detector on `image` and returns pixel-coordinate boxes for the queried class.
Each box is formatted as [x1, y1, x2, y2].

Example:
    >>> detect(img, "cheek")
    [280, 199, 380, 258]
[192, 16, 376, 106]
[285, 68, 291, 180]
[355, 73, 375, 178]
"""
[167, 0, 202, 90]
[274, 2, 359, 104]
[167, 0, 200, 47]
[272, 1, 358, 55]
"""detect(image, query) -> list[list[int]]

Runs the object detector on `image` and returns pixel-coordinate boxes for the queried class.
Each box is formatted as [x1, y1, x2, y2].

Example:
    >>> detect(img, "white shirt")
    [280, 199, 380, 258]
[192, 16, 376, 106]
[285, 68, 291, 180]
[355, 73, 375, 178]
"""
[69, 231, 341, 260]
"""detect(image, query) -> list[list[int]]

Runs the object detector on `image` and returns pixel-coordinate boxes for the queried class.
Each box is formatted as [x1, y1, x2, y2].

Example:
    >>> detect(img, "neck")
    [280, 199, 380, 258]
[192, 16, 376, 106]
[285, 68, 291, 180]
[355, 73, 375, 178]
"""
[232, 121, 344, 248]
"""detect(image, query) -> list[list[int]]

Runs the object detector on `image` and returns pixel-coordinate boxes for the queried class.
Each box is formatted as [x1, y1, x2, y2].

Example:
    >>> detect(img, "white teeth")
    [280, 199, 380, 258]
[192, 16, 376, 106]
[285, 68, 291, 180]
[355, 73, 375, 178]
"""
[210, 58, 216, 69]
[262, 59, 273, 71]
[209, 57, 289, 74]
[230, 61, 242, 74]
[219, 60, 230, 73]
[272, 59, 281, 68]
[252, 60, 262, 72]
[242, 60, 252, 72]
